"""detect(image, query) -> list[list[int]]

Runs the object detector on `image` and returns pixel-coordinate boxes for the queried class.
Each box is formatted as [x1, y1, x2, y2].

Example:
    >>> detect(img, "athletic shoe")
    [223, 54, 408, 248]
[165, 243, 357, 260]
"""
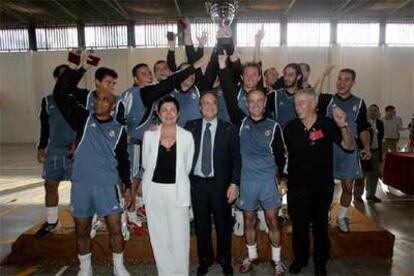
[239, 257, 258, 273]
[289, 260, 307, 274]
[272, 260, 287, 276]
[35, 220, 60, 238]
[127, 217, 146, 236]
[77, 266, 92, 276]
[337, 217, 350, 232]
[366, 196, 382, 203]
[113, 265, 130, 276]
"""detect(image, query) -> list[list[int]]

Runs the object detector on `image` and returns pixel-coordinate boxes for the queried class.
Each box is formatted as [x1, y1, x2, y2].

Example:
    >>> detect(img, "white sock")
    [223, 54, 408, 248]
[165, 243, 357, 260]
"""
[113, 252, 125, 269]
[78, 253, 92, 270]
[46, 206, 58, 224]
[271, 246, 281, 262]
[338, 206, 348, 218]
[247, 244, 258, 260]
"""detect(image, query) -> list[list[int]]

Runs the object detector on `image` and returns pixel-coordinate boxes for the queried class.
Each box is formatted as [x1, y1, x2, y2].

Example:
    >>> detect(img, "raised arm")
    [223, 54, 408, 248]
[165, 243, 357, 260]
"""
[167, 32, 177, 72]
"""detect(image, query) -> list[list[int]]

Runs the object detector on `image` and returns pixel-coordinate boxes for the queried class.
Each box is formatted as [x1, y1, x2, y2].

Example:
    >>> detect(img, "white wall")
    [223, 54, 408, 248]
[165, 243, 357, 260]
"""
[0, 46, 413, 143]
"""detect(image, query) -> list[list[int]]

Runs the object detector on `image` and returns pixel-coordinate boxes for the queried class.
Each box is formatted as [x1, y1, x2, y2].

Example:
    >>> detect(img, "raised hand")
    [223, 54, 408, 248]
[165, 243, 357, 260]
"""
[333, 106, 347, 128]
[255, 25, 265, 44]
[197, 31, 208, 48]
[193, 54, 210, 69]
[322, 64, 335, 76]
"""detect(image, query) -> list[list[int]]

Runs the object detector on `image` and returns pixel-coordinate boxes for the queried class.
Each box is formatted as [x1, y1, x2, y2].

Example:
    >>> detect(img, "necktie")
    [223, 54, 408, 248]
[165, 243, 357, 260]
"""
[202, 122, 212, 177]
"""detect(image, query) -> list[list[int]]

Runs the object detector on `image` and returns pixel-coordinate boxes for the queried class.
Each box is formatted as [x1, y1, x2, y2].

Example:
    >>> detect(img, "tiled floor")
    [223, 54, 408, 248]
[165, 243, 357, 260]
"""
[0, 143, 413, 275]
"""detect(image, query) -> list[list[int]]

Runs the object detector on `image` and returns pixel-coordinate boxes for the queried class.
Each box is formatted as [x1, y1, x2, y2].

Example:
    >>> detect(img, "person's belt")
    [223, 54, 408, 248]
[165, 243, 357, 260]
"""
[193, 175, 216, 181]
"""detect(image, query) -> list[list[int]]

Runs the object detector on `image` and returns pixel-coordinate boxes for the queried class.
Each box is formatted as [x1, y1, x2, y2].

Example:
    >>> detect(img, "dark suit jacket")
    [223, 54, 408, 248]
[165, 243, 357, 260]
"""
[372, 119, 384, 160]
[185, 118, 241, 192]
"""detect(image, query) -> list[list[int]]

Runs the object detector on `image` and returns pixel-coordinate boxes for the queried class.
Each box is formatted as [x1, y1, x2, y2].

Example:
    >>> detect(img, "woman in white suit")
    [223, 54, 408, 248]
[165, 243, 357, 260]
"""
[142, 96, 195, 276]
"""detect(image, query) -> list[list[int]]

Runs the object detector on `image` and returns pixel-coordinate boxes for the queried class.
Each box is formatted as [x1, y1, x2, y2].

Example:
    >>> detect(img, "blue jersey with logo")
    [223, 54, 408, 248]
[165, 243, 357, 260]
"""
[44, 95, 76, 153]
[72, 115, 124, 186]
[174, 86, 202, 127]
[274, 88, 297, 128]
[122, 86, 155, 142]
[239, 117, 279, 186]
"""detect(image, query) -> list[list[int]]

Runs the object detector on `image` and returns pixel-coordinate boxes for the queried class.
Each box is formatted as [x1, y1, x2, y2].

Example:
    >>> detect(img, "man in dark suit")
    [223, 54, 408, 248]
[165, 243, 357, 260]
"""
[185, 92, 241, 276]
[354, 104, 384, 202]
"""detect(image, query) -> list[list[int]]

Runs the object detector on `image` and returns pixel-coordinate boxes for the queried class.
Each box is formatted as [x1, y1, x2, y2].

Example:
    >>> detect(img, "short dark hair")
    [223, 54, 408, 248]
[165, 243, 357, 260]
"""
[284, 63, 303, 88]
[153, 60, 168, 72]
[299, 63, 310, 72]
[385, 105, 395, 112]
[200, 91, 219, 105]
[53, 64, 69, 79]
[340, 68, 356, 81]
[369, 104, 379, 109]
[247, 89, 266, 99]
[157, 96, 180, 113]
[95, 67, 118, 81]
[241, 62, 262, 76]
[132, 63, 149, 77]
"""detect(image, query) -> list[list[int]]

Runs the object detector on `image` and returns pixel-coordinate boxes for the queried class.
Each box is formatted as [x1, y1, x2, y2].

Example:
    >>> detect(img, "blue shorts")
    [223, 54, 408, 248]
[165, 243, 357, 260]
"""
[237, 179, 282, 211]
[70, 183, 123, 218]
[42, 154, 73, 182]
[128, 144, 143, 180]
[333, 144, 362, 180]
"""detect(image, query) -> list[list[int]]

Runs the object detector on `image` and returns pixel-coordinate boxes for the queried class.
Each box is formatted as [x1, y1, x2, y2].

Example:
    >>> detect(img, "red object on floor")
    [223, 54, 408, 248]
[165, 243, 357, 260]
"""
[383, 152, 414, 195]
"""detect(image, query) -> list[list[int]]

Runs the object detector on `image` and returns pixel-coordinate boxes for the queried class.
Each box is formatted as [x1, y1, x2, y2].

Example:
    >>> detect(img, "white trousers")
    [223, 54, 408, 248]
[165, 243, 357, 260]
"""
[146, 182, 190, 276]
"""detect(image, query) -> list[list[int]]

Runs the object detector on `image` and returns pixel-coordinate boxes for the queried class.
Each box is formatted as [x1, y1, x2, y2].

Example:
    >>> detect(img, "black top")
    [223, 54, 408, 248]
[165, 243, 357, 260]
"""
[53, 68, 131, 188]
[152, 143, 177, 184]
[284, 116, 342, 186]
[38, 97, 49, 149]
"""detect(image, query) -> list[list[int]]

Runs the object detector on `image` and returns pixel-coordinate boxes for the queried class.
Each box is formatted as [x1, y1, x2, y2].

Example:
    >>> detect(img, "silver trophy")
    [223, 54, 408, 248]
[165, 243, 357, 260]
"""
[205, 0, 239, 26]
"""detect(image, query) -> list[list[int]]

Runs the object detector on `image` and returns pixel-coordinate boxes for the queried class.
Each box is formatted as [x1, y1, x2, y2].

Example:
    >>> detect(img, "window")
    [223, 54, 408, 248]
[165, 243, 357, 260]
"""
[287, 21, 330, 47]
[386, 23, 414, 47]
[190, 22, 219, 47]
[237, 21, 280, 46]
[135, 23, 177, 48]
[36, 26, 78, 50]
[0, 28, 29, 52]
[85, 25, 128, 49]
[337, 22, 379, 47]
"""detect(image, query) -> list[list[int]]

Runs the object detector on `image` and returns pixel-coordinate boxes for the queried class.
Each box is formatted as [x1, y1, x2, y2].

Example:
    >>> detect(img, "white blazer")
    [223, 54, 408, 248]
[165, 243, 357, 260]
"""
[141, 125, 195, 207]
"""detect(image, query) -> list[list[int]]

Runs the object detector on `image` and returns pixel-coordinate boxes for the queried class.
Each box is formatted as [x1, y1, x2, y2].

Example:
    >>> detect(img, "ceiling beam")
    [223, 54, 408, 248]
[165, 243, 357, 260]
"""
[333, 0, 353, 16]
[51, 0, 78, 21]
[112, 0, 131, 19]
[174, 0, 182, 17]
[284, 0, 297, 16]
[102, 0, 129, 20]
[387, 0, 412, 17]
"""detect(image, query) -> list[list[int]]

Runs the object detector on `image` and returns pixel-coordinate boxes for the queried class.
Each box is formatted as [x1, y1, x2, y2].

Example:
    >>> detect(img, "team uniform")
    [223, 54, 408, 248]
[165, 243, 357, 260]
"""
[53, 67, 131, 219]
[174, 86, 202, 127]
[237, 117, 286, 211]
[39, 95, 76, 182]
[271, 88, 297, 129]
[319, 93, 369, 179]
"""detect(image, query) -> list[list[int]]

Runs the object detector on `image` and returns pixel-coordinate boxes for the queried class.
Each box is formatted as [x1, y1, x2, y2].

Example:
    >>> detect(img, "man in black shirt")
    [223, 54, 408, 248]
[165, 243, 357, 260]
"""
[284, 88, 354, 276]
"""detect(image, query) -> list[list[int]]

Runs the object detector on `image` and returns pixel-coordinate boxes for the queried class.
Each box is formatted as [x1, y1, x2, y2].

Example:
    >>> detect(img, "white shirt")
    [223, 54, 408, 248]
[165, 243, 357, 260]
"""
[194, 118, 217, 177]
[383, 116, 403, 139]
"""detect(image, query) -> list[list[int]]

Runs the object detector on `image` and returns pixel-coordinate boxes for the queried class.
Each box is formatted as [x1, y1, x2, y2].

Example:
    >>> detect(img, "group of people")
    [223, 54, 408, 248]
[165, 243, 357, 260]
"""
[35, 18, 397, 276]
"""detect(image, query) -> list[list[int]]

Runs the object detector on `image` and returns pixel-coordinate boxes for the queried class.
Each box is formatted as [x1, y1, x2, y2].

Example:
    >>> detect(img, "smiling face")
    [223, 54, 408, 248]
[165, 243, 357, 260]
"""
[154, 61, 171, 81]
[294, 92, 316, 120]
[134, 66, 153, 86]
[96, 75, 116, 95]
[336, 71, 354, 96]
[94, 90, 116, 116]
[264, 67, 279, 88]
[247, 90, 266, 118]
[200, 93, 219, 121]
[242, 66, 261, 91]
[158, 102, 179, 126]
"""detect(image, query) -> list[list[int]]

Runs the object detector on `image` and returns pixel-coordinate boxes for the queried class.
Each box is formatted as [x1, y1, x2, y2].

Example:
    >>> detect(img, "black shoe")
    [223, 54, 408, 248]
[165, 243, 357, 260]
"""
[197, 265, 209, 276]
[289, 260, 307, 274]
[221, 263, 233, 276]
[367, 196, 382, 203]
[35, 221, 60, 238]
[314, 263, 327, 276]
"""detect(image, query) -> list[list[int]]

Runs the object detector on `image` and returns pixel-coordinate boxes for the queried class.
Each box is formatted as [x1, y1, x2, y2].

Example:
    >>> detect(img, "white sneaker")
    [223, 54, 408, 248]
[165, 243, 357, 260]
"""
[257, 210, 269, 233]
[77, 266, 92, 276]
[113, 265, 130, 276]
[337, 217, 350, 232]
[233, 209, 244, 236]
